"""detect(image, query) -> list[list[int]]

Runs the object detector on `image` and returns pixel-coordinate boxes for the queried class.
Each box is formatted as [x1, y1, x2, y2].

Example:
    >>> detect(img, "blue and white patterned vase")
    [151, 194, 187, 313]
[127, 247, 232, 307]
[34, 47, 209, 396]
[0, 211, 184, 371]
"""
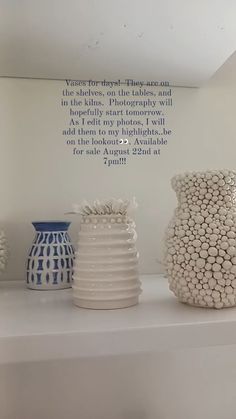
[26, 221, 74, 290]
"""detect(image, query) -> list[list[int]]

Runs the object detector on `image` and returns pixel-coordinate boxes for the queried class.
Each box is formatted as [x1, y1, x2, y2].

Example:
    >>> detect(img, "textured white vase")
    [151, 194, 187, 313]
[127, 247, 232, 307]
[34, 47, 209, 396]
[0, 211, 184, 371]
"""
[0, 230, 8, 273]
[165, 170, 236, 309]
[73, 215, 141, 309]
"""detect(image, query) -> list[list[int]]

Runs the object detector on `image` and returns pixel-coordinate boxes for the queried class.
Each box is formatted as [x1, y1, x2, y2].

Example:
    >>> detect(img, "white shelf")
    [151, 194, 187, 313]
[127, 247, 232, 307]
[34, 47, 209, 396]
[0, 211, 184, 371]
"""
[1, 274, 236, 364]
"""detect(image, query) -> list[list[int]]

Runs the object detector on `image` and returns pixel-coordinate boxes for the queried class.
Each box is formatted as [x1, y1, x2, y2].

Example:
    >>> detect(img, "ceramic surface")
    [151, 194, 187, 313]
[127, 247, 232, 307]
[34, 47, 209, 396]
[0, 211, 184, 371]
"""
[73, 215, 141, 309]
[165, 170, 236, 308]
[26, 221, 74, 290]
[0, 230, 8, 273]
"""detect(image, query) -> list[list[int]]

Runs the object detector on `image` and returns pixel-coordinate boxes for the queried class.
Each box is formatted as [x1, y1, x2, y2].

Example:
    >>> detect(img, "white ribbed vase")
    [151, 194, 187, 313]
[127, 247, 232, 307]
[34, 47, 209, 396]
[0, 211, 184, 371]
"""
[73, 215, 141, 309]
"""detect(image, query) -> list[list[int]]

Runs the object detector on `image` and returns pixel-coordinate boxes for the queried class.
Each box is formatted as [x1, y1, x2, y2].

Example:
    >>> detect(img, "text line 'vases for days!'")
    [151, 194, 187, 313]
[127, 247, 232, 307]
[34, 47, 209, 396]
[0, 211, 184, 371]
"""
[165, 170, 236, 309]
[27, 221, 74, 290]
[72, 199, 142, 309]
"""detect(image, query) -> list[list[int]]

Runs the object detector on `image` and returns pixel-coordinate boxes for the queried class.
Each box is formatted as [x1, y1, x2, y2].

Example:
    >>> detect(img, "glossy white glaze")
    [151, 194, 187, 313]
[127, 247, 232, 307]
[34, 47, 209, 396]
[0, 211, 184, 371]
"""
[73, 215, 141, 309]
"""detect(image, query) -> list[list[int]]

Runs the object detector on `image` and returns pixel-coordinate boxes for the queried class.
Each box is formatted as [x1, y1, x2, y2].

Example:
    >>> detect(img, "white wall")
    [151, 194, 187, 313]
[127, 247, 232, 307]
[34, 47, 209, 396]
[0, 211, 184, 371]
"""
[1, 53, 236, 281]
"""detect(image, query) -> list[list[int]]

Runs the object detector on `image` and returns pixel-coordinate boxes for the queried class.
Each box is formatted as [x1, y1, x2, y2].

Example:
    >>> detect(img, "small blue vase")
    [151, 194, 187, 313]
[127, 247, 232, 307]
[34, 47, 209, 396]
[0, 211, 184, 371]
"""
[26, 221, 74, 290]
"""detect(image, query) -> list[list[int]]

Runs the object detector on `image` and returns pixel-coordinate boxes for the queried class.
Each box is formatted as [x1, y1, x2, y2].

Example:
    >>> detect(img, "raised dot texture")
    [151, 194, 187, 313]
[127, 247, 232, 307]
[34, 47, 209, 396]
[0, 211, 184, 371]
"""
[165, 170, 236, 309]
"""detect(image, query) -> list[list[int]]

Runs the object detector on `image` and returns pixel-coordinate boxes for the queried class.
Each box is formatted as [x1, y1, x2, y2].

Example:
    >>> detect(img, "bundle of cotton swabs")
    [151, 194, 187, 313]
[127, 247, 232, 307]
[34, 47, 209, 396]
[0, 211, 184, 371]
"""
[71, 197, 138, 216]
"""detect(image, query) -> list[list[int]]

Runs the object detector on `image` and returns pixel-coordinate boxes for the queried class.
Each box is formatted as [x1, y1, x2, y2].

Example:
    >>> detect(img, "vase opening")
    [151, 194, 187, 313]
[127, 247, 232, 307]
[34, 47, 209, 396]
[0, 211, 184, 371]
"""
[32, 221, 71, 232]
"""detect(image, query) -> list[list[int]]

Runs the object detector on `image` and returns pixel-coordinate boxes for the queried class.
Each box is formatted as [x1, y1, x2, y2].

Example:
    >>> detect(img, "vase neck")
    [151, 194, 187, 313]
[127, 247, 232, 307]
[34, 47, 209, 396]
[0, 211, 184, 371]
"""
[32, 221, 70, 232]
[172, 171, 236, 211]
[81, 214, 134, 225]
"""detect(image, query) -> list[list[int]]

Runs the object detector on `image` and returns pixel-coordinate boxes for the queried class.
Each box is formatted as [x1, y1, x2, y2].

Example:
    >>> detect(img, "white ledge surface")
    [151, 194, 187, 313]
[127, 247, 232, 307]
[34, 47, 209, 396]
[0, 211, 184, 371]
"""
[1, 275, 236, 364]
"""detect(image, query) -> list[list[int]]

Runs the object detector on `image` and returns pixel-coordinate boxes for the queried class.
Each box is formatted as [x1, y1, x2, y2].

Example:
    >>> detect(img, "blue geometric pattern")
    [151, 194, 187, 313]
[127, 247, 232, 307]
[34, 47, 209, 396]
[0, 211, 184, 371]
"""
[27, 222, 74, 289]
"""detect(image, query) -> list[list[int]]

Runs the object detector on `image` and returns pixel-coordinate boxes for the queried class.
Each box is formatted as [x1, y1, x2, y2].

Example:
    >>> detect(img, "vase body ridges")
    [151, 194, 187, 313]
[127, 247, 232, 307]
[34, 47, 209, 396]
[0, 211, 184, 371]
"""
[27, 221, 74, 290]
[73, 215, 141, 309]
[165, 170, 236, 309]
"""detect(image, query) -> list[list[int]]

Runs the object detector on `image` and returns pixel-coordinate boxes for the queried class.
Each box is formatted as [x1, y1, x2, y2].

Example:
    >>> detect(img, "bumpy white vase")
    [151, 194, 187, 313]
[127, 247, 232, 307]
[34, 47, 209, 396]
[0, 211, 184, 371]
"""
[165, 170, 236, 309]
[73, 214, 141, 309]
[0, 230, 8, 273]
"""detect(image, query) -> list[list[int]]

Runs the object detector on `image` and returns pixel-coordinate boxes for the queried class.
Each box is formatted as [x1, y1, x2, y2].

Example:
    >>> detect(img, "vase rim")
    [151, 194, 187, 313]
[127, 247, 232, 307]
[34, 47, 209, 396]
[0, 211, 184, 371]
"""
[81, 214, 128, 217]
[32, 221, 71, 232]
[172, 169, 236, 181]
